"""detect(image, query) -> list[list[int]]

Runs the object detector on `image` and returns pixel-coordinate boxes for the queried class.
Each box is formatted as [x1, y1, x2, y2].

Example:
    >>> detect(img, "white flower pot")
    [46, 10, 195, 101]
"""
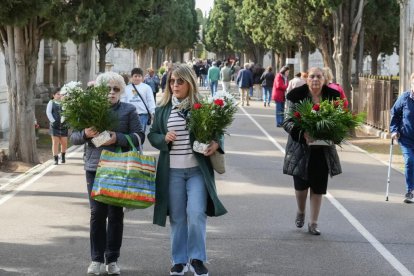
[308, 140, 334, 146]
[193, 140, 209, 153]
[91, 130, 111, 147]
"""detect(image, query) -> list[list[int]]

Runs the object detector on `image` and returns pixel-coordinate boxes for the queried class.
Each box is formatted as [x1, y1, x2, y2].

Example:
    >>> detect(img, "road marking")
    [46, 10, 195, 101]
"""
[0, 146, 83, 206]
[240, 106, 413, 276]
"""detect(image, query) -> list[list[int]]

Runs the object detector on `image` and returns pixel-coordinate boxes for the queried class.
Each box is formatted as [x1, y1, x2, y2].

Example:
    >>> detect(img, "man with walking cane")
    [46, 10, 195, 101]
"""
[390, 73, 414, 203]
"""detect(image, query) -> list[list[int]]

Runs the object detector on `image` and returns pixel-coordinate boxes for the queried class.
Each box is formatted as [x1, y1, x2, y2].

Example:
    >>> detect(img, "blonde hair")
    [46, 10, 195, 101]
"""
[95, 71, 126, 94]
[322, 67, 334, 84]
[159, 64, 200, 106]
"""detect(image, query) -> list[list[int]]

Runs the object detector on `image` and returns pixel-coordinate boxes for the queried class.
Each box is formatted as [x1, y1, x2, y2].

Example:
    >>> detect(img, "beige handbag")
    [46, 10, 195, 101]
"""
[210, 151, 225, 174]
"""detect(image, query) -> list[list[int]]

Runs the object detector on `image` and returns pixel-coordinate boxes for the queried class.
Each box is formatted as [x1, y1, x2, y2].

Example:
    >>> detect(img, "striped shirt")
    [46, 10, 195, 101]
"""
[167, 109, 198, 169]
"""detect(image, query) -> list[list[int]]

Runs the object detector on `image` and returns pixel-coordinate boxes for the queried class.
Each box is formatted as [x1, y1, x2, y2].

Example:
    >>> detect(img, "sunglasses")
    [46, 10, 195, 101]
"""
[169, 78, 185, 86]
[107, 86, 121, 93]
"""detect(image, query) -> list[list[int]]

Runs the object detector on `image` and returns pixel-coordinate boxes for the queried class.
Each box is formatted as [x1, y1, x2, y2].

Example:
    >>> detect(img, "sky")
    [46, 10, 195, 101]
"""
[195, 0, 214, 15]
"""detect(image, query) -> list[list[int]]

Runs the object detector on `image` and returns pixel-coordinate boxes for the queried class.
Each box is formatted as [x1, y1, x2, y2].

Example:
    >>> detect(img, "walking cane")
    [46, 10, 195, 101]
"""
[385, 138, 394, 201]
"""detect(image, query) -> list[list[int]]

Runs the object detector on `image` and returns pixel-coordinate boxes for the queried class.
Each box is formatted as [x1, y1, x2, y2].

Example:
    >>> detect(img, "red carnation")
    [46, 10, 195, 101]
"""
[214, 99, 224, 107]
[334, 100, 341, 108]
[294, 111, 301, 118]
[194, 103, 202, 109]
[312, 104, 320, 111]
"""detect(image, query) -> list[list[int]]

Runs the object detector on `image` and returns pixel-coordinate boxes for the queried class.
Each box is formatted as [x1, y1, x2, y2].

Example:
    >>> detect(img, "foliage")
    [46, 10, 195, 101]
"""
[187, 92, 238, 143]
[287, 99, 365, 144]
[62, 82, 116, 132]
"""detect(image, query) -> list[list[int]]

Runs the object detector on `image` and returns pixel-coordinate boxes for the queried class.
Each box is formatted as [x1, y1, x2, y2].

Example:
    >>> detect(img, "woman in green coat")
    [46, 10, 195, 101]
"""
[148, 64, 227, 276]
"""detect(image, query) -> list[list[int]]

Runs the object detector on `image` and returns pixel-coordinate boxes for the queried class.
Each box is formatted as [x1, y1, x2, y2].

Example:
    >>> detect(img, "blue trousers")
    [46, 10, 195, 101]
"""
[168, 167, 208, 264]
[400, 144, 414, 192]
[275, 101, 285, 126]
[262, 87, 271, 104]
[210, 81, 218, 96]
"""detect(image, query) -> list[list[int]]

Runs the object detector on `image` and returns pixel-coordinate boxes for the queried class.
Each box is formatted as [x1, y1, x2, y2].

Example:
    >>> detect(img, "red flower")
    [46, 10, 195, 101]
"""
[193, 103, 202, 109]
[294, 111, 301, 118]
[214, 99, 224, 107]
[312, 104, 320, 111]
[334, 100, 341, 108]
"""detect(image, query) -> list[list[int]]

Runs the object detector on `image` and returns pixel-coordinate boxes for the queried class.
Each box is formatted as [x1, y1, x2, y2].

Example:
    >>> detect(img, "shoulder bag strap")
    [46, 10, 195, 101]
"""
[132, 84, 151, 116]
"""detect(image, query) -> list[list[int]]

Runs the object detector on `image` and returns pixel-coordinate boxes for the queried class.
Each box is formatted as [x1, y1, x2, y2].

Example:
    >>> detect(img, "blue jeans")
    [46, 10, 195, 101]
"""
[276, 101, 285, 126]
[210, 81, 218, 96]
[139, 113, 149, 132]
[86, 171, 124, 264]
[249, 87, 253, 97]
[399, 144, 414, 192]
[168, 167, 207, 264]
[262, 87, 271, 104]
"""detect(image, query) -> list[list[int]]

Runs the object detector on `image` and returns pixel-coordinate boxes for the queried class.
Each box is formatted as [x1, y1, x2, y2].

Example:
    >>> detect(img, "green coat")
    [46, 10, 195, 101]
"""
[147, 102, 228, 227]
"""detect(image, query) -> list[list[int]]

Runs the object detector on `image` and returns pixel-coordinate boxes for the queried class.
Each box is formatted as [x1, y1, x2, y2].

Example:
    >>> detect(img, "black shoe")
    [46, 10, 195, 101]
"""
[308, 223, 321, 235]
[170, 263, 188, 275]
[190, 259, 208, 276]
[53, 155, 58, 165]
[295, 213, 305, 228]
[404, 192, 414, 203]
[61, 152, 66, 164]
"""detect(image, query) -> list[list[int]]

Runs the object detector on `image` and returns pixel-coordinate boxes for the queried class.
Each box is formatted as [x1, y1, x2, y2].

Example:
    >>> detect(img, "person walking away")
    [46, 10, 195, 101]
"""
[121, 67, 156, 132]
[144, 68, 161, 102]
[148, 64, 227, 276]
[207, 61, 220, 96]
[200, 61, 209, 88]
[46, 87, 69, 165]
[322, 67, 348, 108]
[252, 64, 265, 99]
[272, 66, 290, 127]
[390, 72, 414, 203]
[70, 72, 145, 275]
[260, 66, 275, 107]
[220, 61, 233, 93]
[283, 67, 342, 235]
[161, 63, 173, 93]
[236, 63, 254, 107]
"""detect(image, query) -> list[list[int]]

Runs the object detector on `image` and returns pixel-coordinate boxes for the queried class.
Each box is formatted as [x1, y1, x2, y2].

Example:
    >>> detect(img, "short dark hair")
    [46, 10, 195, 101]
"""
[280, 65, 289, 74]
[295, 72, 302, 78]
[131, 68, 143, 76]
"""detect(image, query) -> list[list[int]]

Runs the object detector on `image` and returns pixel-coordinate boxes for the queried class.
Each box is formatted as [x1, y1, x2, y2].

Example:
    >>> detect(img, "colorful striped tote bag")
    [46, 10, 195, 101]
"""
[92, 134, 156, 209]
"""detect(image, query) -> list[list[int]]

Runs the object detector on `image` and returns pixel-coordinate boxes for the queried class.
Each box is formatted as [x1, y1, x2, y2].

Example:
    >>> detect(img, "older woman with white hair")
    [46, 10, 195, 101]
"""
[70, 71, 145, 275]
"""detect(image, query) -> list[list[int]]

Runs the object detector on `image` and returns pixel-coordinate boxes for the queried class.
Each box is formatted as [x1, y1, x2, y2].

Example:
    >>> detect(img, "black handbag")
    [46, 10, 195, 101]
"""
[132, 84, 152, 125]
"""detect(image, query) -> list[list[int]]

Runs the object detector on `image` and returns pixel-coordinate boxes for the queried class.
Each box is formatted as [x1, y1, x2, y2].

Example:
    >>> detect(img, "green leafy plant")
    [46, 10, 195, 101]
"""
[62, 83, 116, 132]
[187, 92, 238, 143]
[287, 99, 365, 145]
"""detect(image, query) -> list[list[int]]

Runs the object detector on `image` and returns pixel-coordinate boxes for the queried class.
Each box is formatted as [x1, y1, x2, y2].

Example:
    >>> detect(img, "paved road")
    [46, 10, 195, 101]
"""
[0, 99, 412, 276]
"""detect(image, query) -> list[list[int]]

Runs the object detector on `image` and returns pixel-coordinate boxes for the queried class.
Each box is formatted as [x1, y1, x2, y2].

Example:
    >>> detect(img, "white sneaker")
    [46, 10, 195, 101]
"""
[87, 261, 104, 275]
[106, 262, 121, 275]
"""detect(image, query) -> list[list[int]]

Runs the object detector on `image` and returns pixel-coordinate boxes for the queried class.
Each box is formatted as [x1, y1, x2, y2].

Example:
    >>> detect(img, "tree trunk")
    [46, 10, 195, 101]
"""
[355, 26, 365, 80]
[299, 36, 310, 72]
[97, 34, 108, 73]
[1, 22, 41, 163]
[77, 41, 93, 89]
[371, 49, 380, 75]
[332, 0, 365, 110]
[136, 46, 150, 69]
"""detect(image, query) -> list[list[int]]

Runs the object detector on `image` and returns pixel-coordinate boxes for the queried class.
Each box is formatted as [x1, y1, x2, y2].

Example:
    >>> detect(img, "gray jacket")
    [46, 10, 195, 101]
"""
[70, 101, 145, 171]
[283, 85, 342, 179]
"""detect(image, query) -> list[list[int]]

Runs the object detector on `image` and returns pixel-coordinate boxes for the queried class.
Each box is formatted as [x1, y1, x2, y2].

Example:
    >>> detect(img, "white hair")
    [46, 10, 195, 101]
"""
[95, 71, 126, 94]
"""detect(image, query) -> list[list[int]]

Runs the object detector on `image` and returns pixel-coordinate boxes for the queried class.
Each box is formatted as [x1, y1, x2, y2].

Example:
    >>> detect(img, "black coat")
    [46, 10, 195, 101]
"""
[282, 84, 342, 179]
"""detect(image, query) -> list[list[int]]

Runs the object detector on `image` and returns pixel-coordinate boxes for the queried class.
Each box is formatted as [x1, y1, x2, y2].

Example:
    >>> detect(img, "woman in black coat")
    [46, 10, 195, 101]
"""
[283, 67, 342, 235]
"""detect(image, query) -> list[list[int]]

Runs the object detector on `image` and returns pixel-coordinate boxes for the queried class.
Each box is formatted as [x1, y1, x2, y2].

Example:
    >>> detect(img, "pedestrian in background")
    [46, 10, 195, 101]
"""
[207, 61, 220, 96]
[144, 68, 160, 102]
[272, 65, 290, 127]
[70, 72, 145, 275]
[390, 72, 414, 203]
[46, 87, 68, 165]
[161, 62, 173, 93]
[148, 64, 227, 276]
[260, 66, 275, 107]
[286, 72, 306, 94]
[323, 67, 348, 108]
[220, 61, 233, 93]
[121, 67, 156, 132]
[252, 64, 265, 99]
[236, 63, 254, 106]
[283, 67, 342, 235]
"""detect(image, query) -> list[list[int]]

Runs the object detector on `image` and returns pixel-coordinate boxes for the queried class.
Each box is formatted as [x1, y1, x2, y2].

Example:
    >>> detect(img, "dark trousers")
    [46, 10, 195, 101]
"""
[86, 171, 124, 264]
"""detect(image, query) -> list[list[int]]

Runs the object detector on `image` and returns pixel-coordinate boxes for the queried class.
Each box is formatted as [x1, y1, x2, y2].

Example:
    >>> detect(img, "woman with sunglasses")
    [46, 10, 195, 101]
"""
[70, 72, 145, 275]
[283, 67, 342, 235]
[148, 64, 227, 276]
